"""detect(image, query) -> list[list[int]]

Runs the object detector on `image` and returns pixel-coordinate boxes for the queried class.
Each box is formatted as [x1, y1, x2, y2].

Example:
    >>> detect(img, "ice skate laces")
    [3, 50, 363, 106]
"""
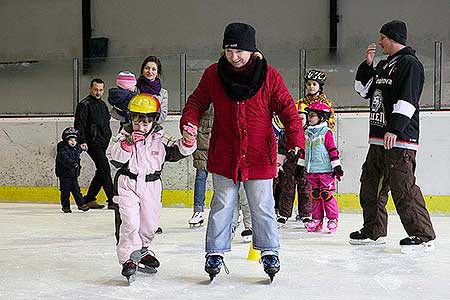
[206, 254, 229, 274]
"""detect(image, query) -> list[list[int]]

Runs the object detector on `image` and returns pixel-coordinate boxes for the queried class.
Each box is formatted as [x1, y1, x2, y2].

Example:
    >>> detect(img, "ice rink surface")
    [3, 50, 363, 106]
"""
[0, 203, 449, 300]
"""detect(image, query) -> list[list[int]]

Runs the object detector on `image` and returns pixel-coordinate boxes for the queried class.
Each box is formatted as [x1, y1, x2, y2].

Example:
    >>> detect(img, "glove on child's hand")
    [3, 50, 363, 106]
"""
[182, 122, 198, 147]
[333, 165, 344, 181]
[276, 154, 286, 173]
[120, 139, 133, 152]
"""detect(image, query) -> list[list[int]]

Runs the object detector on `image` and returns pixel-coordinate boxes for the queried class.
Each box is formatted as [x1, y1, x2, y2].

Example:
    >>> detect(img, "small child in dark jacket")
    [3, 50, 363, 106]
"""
[108, 71, 138, 126]
[55, 127, 90, 213]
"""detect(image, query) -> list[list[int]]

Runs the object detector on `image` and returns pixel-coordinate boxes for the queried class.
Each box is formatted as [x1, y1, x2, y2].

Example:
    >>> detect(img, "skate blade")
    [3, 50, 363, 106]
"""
[349, 237, 386, 246]
[189, 223, 203, 228]
[400, 242, 435, 254]
[138, 266, 157, 274]
[127, 273, 136, 285]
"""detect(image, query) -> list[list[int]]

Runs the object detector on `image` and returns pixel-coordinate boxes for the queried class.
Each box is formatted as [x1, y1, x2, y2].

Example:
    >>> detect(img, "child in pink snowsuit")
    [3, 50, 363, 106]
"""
[298, 101, 344, 233]
[110, 93, 197, 279]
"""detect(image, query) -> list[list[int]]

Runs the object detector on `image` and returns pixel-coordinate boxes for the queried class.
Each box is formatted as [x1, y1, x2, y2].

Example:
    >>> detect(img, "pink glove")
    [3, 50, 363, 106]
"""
[120, 139, 133, 152]
[132, 131, 145, 143]
[182, 123, 197, 147]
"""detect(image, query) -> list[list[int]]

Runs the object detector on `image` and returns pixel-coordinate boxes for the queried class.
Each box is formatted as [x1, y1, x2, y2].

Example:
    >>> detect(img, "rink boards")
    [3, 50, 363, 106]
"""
[1, 112, 450, 212]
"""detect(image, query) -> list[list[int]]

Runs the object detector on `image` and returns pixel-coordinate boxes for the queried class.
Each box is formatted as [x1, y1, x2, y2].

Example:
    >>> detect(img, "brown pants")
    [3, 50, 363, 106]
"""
[360, 145, 435, 241]
[274, 167, 311, 219]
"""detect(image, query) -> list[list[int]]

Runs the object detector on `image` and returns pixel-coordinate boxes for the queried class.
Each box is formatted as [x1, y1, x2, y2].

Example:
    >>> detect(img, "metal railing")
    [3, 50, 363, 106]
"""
[0, 42, 448, 116]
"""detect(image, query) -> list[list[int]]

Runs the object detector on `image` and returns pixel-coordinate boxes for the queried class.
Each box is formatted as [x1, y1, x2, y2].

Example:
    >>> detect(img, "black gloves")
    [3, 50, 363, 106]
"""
[333, 165, 344, 181]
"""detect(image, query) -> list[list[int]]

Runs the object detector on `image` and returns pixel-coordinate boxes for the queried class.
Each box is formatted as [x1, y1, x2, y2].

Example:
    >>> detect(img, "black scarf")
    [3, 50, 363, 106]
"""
[217, 55, 267, 102]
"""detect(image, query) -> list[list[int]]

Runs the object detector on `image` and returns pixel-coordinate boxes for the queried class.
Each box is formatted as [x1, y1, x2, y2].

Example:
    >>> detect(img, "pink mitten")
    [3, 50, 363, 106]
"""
[182, 123, 198, 147]
[120, 139, 133, 152]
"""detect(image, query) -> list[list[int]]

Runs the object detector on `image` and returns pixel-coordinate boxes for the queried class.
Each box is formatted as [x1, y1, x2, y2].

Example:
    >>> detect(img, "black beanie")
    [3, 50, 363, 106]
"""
[380, 20, 407, 45]
[222, 22, 257, 52]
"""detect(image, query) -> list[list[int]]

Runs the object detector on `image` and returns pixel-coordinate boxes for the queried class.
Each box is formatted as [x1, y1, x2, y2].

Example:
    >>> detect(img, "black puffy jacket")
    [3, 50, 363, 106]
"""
[55, 141, 82, 178]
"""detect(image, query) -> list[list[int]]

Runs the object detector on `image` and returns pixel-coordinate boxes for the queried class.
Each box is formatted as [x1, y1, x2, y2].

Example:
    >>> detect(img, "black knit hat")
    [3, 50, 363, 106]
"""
[222, 22, 257, 52]
[380, 20, 407, 45]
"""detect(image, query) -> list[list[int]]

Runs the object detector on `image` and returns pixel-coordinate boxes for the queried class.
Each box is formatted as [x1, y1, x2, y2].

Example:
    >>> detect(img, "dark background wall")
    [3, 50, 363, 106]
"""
[0, 0, 449, 114]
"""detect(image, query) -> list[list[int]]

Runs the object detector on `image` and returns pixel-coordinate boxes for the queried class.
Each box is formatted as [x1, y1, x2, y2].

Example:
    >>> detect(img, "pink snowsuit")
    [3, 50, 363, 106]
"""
[111, 125, 196, 264]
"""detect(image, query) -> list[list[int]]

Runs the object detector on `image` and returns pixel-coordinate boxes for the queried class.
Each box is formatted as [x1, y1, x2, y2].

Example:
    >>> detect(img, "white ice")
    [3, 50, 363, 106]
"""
[0, 203, 449, 300]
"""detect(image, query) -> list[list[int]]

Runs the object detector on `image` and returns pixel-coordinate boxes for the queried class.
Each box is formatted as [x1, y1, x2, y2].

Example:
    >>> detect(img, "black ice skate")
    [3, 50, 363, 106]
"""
[261, 253, 280, 282]
[240, 229, 252, 243]
[277, 216, 288, 228]
[188, 211, 204, 228]
[204, 254, 228, 281]
[122, 260, 137, 285]
[349, 228, 386, 245]
[400, 236, 435, 254]
[138, 248, 159, 274]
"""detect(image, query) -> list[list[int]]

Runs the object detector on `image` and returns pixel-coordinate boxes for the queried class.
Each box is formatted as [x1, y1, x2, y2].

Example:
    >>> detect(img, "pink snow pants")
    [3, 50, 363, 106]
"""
[115, 175, 162, 264]
[306, 172, 339, 220]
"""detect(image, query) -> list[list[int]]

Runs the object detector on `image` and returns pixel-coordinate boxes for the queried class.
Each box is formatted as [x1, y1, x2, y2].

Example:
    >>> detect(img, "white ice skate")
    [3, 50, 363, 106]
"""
[189, 211, 204, 228]
[240, 229, 252, 243]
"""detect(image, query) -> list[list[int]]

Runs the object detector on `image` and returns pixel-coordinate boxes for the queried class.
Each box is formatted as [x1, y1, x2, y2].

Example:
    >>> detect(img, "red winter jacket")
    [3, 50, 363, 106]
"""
[180, 62, 304, 183]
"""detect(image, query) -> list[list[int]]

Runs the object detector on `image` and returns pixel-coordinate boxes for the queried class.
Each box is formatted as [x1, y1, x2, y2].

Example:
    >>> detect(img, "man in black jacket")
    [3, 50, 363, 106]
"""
[350, 20, 435, 253]
[75, 78, 116, 209]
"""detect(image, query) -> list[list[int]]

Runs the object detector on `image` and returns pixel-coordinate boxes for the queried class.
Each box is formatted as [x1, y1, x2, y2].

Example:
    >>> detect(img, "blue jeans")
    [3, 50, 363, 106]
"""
[193, 169, 208, 212]
[206, 173, 279, 253]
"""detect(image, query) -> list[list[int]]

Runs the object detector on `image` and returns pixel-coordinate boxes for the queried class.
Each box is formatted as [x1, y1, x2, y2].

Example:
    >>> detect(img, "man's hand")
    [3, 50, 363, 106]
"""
[366, 43, 376, 66]
[80, 143, 88, 151]
[384, 132, 397, 150]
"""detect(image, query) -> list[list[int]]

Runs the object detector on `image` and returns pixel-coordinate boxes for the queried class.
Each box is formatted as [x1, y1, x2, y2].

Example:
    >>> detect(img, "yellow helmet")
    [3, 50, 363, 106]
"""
[128, 93, 161, 114]
[295, 102, 308, 114]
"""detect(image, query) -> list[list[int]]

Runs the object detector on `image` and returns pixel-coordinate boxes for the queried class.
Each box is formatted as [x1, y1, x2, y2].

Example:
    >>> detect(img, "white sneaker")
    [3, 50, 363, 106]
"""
[189, 211, 204, 227]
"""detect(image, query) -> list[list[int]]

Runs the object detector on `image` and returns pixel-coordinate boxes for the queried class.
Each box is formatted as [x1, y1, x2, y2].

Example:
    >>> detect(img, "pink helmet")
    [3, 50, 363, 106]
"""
[306, 101, 332, 121]
[307, 101, 331, 113]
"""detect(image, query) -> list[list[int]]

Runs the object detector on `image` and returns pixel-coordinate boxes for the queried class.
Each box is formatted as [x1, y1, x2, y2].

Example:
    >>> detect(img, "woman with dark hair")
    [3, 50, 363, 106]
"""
[137, 56, 169, 123]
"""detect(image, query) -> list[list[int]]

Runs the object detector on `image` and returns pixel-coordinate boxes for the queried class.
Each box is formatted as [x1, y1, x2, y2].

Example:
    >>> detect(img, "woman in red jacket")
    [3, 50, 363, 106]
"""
[180, 22, 304, 281]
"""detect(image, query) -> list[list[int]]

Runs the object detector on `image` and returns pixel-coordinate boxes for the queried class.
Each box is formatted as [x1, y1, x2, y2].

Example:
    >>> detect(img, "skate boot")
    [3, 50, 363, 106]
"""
[77, 204, 90, 212]
[188, 211, 204, 228]
[138, 248, 159, 274]
[204, 253, 228, 281]
[327, 219, 338, 234]
[240, 229, 252, 243]
[306, 219, 323, 232]
[400, 236, 435, 254]
[122, 260, 138, 285]
[277, 216, 288, 228]
[260, 251, 280, 282]
[61, 207, 72, 213]
[349, 228, 386, 245]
